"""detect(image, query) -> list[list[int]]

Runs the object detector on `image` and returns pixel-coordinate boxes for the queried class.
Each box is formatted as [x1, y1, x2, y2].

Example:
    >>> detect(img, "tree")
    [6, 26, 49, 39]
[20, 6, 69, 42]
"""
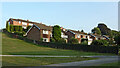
[6, 21, 11, 32]
[52, 25, 61, 42]
[92, 27, 101, 35]
[114, 34, 120, 45]
[69, 37, 78, 44]
[81, 30, 84, 32]
[97, 23, 111, 35]
[10, 25, 14, 32]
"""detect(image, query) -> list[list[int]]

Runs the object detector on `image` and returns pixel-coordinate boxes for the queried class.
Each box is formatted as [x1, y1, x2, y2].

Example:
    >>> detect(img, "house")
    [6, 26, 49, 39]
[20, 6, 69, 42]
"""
[7, 18, 35, 29]
[88, 33, 108, 40]
[26, 23, 52, 42]
[66, 30, 92, 45]
[61, 27, 68, 43]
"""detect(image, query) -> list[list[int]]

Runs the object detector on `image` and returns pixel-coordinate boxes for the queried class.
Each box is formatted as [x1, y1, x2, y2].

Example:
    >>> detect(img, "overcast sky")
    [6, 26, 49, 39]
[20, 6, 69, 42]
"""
[1, 2, 118, 33]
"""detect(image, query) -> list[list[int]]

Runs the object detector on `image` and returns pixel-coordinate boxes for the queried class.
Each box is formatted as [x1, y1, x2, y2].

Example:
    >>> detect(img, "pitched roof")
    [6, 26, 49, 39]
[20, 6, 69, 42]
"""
[34, 23, 52, 31]
[9, 18, 38, 24]
[69, 30, 88, 35]
[89, 33, 106, 39]
[9, 18, 52, 31]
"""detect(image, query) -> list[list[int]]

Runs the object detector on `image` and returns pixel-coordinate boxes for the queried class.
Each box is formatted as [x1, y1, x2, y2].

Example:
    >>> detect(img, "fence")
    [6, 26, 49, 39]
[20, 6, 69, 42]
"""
[3, 29, 118, 54]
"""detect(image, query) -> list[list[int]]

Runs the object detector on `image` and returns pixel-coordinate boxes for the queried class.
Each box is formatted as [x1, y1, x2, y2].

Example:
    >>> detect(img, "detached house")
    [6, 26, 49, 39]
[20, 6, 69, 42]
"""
[26, 23, 52, 42]
[8, 18, 34, 29]
[66, 30, 92, 45]
[88, 33, 109, 40]
[61, 27, 68, 43]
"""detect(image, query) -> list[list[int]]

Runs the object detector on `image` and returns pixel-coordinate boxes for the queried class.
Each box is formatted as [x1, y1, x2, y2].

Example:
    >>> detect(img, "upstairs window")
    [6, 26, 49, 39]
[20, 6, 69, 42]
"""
[43, 30, 48, 34]
[86, 36, 88, 38]
[81, 35, 83, 38]
[77, 35, 80, 38]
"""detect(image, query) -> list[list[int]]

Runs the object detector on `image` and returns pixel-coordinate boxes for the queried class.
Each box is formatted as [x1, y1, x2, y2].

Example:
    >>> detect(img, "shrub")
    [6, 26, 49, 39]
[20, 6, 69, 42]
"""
[50, 38, 55, 42]
[14, 26, 19, 32]
[19, 26, 23, 32]
[81, 40, 88, 45]
[10, 25, 14, 32]
[6, 21, 10, 32]
[52, 25, 61, 42]
[27, 26, 31, 30]
[58, 38, 66, 43]
[69, 37, 78, 44]
[91, 39, 109, 46]
[114, 34, 120, 45]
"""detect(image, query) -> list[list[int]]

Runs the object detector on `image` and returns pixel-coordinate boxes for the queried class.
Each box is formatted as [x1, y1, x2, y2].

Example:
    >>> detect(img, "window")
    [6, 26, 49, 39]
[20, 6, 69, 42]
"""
[77, 35, 80, 38]
[19, 21, 21, 24]
[86, 36, 88, 38]
[81, 35, 83, 38]
[43, 38, 48, 42]
[43, 30, 48, 34]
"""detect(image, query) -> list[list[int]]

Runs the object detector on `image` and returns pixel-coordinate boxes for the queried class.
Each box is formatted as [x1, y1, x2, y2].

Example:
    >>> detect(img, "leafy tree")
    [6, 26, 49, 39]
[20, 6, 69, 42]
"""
[6, 21, 10, 32]
[19, 26, 23, 32]
[114, 34, 120, 45]
[97, 23, 111, 35]
[92, 27, 101, 35]
[14, 26, 19, 32]
[10, 25, 14, 32]
[69, 37, 78, 44]
[52, 25, 61, 42]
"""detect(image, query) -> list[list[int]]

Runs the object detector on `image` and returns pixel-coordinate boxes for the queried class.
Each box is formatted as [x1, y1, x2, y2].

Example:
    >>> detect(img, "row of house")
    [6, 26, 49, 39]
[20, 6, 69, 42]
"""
[7, 18, 110, 45]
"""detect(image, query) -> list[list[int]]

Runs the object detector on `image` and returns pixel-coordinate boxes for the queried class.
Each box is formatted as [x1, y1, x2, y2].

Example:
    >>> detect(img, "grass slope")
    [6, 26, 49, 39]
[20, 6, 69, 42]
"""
[2, 56, 97, 66]
[2, 33, 115, 56]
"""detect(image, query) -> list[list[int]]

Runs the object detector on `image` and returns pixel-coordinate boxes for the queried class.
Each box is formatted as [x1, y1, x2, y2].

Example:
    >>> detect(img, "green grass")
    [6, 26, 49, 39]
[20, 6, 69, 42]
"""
[99, 62, 119, 66]
[2, 56, 97, 66]
[2, 33, 115, 56]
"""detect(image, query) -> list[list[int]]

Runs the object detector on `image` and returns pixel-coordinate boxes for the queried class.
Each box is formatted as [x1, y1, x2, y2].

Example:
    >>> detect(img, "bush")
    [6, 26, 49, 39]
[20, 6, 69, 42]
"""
[81, 40, 88, 45]
[14, 26, 19, 32]
[52, 25, 61, 42]
[19, 26, 23, 32]
[91, 39, 109, 46]
[69, 37, 78, 44]
[50, 38, 55, 42]
[6, 21, 10, 32]
[114, 34, 120, 45]
[27, 26, 31, 30]
[58, 38, 66, 43]
[10, 25, 14, 32]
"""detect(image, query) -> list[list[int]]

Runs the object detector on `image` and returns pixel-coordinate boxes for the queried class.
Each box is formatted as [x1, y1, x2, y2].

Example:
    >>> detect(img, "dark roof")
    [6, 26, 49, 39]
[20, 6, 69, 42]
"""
[34, 23, 52, 31]
[69, 30, 88, 35]
[89, 33, 105, 38]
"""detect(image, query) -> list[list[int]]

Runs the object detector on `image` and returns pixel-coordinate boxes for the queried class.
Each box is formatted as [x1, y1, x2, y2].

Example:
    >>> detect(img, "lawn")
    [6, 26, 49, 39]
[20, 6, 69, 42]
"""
[2, 56, 97, 66]
[99, 61, 119, 66]
[2, 33, 115, 56]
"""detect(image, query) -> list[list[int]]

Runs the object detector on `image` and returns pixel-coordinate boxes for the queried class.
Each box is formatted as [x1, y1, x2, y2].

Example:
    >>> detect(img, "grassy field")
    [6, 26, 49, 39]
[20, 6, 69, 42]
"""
[2, 56, 97, 66]
[2, 33, 116, 56]
[99, 62, 119, 66]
